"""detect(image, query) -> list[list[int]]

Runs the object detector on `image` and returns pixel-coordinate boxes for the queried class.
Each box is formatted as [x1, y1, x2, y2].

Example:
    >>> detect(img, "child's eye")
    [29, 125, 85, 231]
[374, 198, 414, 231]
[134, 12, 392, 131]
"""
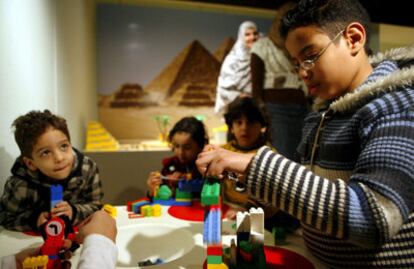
[60, 143, 70, 150]
[40, 150, 50, 157]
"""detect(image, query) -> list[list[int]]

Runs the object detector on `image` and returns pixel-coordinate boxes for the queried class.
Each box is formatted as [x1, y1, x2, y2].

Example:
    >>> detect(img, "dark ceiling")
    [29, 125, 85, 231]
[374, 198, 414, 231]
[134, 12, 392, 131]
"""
[189, 0, 413, 28]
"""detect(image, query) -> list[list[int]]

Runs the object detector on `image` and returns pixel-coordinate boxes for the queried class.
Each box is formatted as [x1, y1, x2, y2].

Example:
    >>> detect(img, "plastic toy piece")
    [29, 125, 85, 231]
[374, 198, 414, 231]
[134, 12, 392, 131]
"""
[40, 217, 67, 269]
[152, 198, 192, 206]
[152, 204, 162, 216]
[178, 178, 204, 192]
[22, 255, 48, 269]
[103, 204, 117, 218]
[50, 185, 63, 209]
[201, 177, 220, 205]
[154, 185, 172, 200]
[128, 198, 150, 213]
[203, 207, 221, 245]
[85, 121, 120, 151]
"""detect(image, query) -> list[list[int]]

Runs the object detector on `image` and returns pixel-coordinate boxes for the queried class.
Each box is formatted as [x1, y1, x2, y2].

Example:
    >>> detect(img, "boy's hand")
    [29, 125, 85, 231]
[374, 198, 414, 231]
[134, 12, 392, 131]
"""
[37, 211, 50, 228]
[146, 171, 162, 196]
[51, 201, 73, 220]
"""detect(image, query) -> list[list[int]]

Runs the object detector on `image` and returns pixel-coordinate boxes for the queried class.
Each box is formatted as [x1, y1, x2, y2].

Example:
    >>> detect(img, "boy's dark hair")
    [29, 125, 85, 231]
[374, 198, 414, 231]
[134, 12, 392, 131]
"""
[280, 0, 371, 54]
[224, 97, 270, 141]
[168, 116, 209, 149]
[12, 110, 70, 158]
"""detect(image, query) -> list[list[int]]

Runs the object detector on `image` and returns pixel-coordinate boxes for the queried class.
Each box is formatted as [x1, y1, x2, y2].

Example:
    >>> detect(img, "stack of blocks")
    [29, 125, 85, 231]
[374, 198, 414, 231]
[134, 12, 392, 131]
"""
[152, 175, 204, 206]
[126, 197, 161, 218]
[230, 208, 267, 269]
[202, 177, 228, 269]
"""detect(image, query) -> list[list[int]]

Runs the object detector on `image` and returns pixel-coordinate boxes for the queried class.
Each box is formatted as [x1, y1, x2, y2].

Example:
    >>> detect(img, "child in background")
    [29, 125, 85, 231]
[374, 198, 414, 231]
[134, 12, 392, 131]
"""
[221, 96, 300, 231]
[146, 116, 209, 197]
[0, 110, 103, 232]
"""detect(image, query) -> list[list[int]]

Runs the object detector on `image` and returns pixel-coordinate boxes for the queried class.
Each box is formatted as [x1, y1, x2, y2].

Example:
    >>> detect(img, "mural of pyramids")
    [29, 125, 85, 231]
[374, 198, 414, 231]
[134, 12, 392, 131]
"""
[144, 40, 221, 107]
[110, 83, 156, 108]
[213, 37, 235, 63]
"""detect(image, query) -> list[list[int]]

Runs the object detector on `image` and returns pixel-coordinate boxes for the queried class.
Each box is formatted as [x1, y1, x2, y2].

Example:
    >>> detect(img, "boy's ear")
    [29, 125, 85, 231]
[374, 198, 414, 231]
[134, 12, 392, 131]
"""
[344, 22, 366, 55]
[22, 156, 37, 171]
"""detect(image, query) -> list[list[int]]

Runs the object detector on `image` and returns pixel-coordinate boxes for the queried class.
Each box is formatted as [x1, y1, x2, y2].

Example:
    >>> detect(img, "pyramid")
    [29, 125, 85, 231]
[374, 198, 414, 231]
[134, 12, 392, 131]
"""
[85, 121, 120, 151]
[110, 83, 156, 108]
[144, 40, 220, 106]
[213, 37, 235, 63]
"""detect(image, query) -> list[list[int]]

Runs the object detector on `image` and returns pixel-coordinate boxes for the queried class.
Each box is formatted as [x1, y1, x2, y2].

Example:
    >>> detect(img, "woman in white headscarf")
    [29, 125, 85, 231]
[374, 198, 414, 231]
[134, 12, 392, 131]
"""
[214, 21, 260, 114]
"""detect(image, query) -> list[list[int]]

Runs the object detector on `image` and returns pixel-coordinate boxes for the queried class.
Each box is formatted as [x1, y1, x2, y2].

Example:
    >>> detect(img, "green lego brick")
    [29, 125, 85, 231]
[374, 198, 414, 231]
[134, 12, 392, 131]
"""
[207, 255, 222, 264]
[175, 189, 193, 199]
[201, 177, 220, 205]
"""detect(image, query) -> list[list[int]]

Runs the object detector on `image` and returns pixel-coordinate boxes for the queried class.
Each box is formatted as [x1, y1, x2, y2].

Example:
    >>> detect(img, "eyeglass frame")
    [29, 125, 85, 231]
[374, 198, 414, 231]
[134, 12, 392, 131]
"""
[293, 29, 345, 73]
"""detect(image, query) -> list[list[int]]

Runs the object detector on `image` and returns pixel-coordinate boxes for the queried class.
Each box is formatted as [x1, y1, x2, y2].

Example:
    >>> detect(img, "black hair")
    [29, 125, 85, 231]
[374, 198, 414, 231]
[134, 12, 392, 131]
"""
[280, 0, 371, 54]
[12, 109, 70, 158]
[168, 116, 209, 149]
[224, 97, 270, 142]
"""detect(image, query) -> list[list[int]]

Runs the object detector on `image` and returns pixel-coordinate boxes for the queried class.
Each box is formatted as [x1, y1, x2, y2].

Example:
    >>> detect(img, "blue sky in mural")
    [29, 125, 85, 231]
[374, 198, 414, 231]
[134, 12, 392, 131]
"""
[97, 3, 273, 95]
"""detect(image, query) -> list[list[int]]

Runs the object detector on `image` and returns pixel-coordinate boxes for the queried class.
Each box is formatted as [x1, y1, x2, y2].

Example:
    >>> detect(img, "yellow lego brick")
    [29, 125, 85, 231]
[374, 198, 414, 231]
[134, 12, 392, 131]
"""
[23, 255, 48, 269]
[207, 263, 228, 269]
[103, 204, 117, 218]
[141, 205, 152, 216]
[152, 204, 162, 216]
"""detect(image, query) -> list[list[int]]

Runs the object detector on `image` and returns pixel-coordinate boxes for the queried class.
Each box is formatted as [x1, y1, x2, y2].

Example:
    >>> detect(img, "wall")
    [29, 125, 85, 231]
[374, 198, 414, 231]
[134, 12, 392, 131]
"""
[85, 150, 171, 205]
[0, 0, 97, 194]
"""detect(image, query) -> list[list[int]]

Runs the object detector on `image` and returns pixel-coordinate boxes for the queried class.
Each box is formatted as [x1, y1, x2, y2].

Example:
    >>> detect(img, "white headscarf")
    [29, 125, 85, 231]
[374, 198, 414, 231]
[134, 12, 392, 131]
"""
[214, 21, 259, 114]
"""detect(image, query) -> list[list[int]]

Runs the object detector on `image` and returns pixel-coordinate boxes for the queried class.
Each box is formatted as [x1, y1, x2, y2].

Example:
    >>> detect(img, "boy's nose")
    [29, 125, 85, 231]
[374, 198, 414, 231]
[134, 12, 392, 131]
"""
[54, 151, 64, 162]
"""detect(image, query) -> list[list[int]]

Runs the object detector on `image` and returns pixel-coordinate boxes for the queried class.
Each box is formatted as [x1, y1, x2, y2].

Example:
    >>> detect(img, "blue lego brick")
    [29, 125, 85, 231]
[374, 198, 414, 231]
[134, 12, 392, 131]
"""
[131, 200, 151, 213]
[178, 178, 204, 192]
[152, 198, 192, 206]
[50, 185, 63, 209]
[203, 208, 221, 245]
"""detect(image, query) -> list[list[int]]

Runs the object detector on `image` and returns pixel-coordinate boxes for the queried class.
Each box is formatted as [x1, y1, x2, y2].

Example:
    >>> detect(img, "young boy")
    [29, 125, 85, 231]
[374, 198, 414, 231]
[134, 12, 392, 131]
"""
[0, 110, 103, 231]
[196, 0, 414, 268]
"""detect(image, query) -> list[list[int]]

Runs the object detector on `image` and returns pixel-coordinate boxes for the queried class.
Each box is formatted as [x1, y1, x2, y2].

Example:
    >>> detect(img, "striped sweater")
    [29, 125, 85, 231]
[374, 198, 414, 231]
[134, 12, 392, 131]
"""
[245, 46, 414, 268]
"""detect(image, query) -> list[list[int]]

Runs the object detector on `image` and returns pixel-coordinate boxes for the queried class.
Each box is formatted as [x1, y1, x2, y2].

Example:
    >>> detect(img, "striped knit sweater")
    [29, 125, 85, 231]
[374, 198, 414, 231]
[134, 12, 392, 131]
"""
[245, 46, 414, 268]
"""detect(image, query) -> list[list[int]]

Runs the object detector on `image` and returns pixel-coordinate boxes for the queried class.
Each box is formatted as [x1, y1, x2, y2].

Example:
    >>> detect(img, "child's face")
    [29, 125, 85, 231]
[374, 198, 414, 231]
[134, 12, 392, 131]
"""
[23, 127, 74, 180]
[170, 131, 202, 165]
[285, 25, 359, 100]
[231, 115, 263, 148]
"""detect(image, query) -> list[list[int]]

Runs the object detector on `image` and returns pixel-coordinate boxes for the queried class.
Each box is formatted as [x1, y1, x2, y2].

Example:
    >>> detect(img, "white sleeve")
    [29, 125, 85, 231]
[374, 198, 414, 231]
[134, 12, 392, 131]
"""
[0, 255, 17, 269]
[76, 234, 118, 269]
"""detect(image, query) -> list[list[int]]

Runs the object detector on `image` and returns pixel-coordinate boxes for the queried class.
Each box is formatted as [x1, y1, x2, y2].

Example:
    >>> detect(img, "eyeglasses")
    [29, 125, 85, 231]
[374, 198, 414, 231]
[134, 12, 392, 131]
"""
[294, 30, 344, 73]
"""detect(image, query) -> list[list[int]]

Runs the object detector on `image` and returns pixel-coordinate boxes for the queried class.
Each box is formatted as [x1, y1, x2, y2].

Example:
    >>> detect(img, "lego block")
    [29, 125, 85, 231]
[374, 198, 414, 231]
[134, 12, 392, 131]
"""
[131, 199, 151, 213]
[152, 198, 192, 206]
[127, 198, 149, 212]
[154, 185, 172, 200]
[203, 208, 221, 245]
[207, 245, 223, 256]
[207, 263, 228, 269]
[128, 212, 144, 219]
[178, 178, 204, 192]
[175, 189, 193, 199]
[249, 207, 264, 244]
[23, 255, 48, 269]
[50, 185, 63, 209]
[103, 204, 117, 218]
[207, 255, 222, 264]
[201, 178, 220, 205]
[152, 204, 162, 216]
[141, 205, 153, 216]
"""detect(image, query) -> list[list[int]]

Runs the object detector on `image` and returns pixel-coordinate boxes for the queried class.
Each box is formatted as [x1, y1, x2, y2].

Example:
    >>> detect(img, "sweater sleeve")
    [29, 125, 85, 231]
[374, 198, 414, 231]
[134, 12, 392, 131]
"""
[76, 234, 118, 269]
[246, 141, 413, 248]
[71, 159, 104, 225]
[0, 178, 40, 231]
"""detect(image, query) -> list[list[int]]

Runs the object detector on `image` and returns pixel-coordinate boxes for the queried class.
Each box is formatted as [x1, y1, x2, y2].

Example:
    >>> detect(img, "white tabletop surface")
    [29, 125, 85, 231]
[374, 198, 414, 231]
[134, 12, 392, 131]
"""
[0, 206, 327, 269]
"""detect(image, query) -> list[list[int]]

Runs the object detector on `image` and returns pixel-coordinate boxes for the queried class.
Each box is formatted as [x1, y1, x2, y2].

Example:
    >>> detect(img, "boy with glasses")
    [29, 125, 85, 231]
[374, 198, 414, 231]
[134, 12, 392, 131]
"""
[196, 0, 414, 268]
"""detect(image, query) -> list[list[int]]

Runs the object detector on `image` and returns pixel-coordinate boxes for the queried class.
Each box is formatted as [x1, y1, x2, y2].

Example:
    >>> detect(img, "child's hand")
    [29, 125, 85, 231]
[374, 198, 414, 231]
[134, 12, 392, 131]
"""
[147, 171, 162, 196]
[224, 207, 245, 220]
[51, 201, 73, 220]
[37, 211, 49, 228]
[168, 171, 184, 181]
